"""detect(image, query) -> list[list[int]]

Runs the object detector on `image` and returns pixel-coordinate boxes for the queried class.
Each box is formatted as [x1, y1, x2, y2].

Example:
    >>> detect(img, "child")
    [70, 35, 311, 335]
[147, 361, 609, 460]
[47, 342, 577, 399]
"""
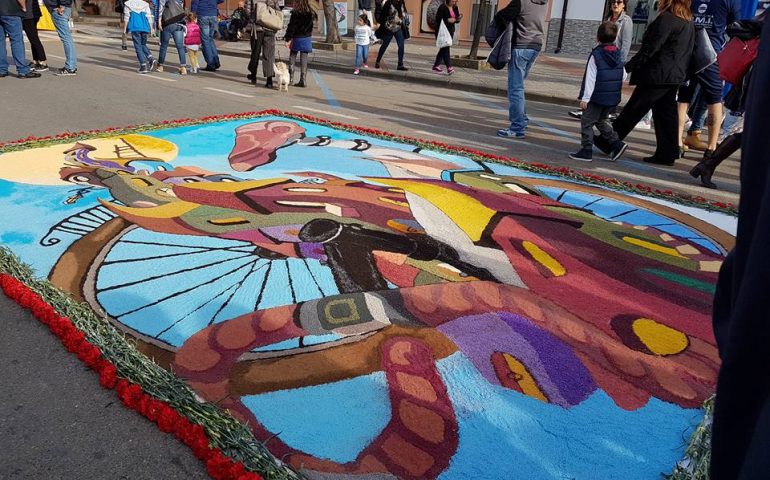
[124, 0, 157, 74]
[185, 13, 202, 74]
[569, 21, 627, 162]
[353, 14, 376, 75]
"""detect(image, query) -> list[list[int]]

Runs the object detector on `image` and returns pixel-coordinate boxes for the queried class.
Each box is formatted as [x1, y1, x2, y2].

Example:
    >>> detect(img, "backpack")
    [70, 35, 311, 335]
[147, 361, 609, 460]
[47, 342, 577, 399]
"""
[128, 9, 150, 32]
[484, 20, 502, 48]
[161, 0, 185, 28]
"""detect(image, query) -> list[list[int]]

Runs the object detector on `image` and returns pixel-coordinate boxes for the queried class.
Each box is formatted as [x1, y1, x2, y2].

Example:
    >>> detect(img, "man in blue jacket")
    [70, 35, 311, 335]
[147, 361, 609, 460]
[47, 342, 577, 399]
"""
[676, 0, 741, 164]
[0, 0, 41, 77]
[192, 0, 224, 71]
[43, 0, 77, 75]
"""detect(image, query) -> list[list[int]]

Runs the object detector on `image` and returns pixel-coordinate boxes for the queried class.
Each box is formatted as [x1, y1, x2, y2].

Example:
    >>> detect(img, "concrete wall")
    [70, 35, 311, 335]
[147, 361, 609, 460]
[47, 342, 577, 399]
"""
[549, 0, 604, 21]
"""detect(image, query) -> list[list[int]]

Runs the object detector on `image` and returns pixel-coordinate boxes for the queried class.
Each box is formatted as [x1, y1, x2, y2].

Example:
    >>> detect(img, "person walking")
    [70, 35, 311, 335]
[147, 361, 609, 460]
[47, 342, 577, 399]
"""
[184, 12, 202, 73]
[596, 0, 694, 165]
[246, 0, 279, 88]
[353, 13, 375, 74]
[359, 0, 373, 28]
[124, 0, 157, 74]
[432, 0, 461, 74]
[191, 0, 224, 71]
[676, 0, 741, 165]
[22, 0, 47, 71]
[374, 0, 408, 70]
[569, 21, 627, 162]
[494, 0, 548, 139]
[115, 0, 128, 50]
[43, 0, 77, 75]
[0, 0, 41, 78]
[283, 0, 315, 88]
[156, 0, 186, 74]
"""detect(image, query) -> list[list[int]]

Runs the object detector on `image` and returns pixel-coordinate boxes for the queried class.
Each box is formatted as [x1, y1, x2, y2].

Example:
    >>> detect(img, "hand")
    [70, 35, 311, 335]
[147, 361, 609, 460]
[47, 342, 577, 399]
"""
[580, 101, 588, 110]
[56, 6, 64, 15]
[285, 41, 291, 48]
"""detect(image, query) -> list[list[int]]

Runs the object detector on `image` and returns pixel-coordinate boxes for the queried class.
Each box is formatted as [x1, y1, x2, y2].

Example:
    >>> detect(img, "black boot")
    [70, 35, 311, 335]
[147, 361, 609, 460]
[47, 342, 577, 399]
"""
[296, 75, 306, 88]
[289, 69, 294, 85]
[265, 76, 273, 89]
[688, 133, 741, 190]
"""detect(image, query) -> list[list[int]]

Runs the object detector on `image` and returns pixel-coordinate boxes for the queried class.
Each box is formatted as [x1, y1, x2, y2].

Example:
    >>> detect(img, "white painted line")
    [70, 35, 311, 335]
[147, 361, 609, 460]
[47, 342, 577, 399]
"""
[205, 87, 254, 98]
[292, 106, 359, 120]
[142, 74, 177, 82]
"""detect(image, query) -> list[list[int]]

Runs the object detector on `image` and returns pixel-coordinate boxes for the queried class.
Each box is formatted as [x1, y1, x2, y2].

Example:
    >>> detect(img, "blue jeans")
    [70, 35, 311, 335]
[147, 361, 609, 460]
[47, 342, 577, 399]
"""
[49, 6, 77, 71]
[159, 23, 186, 66]
[131, 31, 152, 66]
[0, 16, 30, 75]
[376, 28, 405, 67]
[198, 15, 220, 67]
[355, 44, 369, 68]
[507, 48, 539, 133]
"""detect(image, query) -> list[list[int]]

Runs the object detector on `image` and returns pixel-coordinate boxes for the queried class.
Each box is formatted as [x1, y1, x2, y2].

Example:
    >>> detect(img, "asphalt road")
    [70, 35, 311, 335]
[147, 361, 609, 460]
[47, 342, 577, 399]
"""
[0, 31, 741, 479]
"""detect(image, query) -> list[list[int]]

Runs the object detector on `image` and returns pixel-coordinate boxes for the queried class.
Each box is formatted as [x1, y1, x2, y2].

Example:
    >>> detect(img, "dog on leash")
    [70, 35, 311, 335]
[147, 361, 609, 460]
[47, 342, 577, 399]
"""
[274, 62, 290, 92]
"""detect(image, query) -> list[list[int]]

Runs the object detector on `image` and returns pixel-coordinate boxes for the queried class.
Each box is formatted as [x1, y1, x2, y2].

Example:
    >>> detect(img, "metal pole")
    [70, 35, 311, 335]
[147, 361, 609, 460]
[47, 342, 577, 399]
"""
[554, 0, 569, 53]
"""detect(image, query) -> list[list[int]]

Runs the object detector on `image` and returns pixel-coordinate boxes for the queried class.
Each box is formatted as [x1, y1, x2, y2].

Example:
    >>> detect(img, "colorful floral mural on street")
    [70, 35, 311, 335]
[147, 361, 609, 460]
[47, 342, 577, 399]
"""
[0, 114, 737, 479]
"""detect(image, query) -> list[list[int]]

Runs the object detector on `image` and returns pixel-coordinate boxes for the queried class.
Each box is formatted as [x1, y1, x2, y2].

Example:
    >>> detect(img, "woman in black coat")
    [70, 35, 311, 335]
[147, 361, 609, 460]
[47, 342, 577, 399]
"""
[283, 0, 316, 87]
[432, 0, 461, 74]
[375, 0, 408, 70]
[601, 0, 694, 165]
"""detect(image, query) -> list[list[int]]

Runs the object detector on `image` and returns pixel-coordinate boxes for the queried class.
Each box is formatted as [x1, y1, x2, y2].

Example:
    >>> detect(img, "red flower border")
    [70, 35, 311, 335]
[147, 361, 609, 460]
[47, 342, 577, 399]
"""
[0, 273, 264, 480]
[0, 109, 737, 215]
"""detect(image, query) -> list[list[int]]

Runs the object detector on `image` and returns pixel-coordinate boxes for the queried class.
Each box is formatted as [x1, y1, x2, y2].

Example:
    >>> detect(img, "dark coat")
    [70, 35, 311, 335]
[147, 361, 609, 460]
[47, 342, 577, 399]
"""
[434, 3, 459, 38]
[711, 18, 770, 480]
[579, 44, 624, 107]
[42, 0, 72, 9]
[23, 0, 42, 19]
[375, 0, 405, 38]
[624, 10, 694, 86]
[1, 0, 25, 15]
[284, 9, 315, 40]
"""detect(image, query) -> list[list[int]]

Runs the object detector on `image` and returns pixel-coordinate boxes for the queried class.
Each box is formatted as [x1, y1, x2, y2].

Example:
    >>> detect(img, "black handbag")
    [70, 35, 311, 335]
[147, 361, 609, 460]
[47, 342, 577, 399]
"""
[401, 13, 410, 39]
[689, 27, 717, 76]
[161, 0, 185, 28]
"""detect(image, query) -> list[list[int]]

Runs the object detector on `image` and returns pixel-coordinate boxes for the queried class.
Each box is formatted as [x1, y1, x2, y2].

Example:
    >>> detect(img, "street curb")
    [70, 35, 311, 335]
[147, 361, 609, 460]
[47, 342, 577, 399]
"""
[215, 47, 577, 106]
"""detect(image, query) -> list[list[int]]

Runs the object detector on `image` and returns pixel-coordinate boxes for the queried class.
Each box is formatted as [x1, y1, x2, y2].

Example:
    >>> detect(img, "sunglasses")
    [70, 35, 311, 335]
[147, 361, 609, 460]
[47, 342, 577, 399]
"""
[613, 0, 625, 3]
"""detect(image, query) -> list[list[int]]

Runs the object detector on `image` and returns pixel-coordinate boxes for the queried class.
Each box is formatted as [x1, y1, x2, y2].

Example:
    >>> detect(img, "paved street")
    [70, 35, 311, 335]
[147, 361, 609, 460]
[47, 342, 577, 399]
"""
[0, 28, 740, 479]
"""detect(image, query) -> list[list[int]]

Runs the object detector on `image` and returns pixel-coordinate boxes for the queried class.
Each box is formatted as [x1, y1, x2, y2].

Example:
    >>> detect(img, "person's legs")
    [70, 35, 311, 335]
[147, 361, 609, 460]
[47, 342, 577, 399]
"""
[188, 49, 199, 71]
[299, 51, 308, 85]
[361, 44, 369, 67]
[141, 33, 154, 64]
[131, 31, 149, 67]
[394, 28, 404, 67]
[579, 104, 601, 150]
[289, 50, 297, 81]
[445, 46, 452, 69]
[0, 16, 31, 75]
[650, 86, 680, 162]
[249, 32, 263, 78]
[503, 49, 539, 135]
[49, 6, 77, 71]
[613, 86, 659, 141]
[0, 18, 9, 74]
[158, 26, 171, 65]
[22, 18, 47, 63]
[171, 25, 186, 66]
[595, 107, 620, 145]
[356, 44, 364, 68]
[690, 131, 741, 189]
[120, 19, 127, 49]
[698, 62, 725, 151]
[199, 16, 216, 67]
[376, 32, 392, 65]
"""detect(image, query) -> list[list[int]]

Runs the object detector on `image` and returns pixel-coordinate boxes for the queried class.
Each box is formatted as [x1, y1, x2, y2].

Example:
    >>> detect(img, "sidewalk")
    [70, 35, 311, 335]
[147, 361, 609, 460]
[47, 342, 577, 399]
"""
[74, 17, 631, 105]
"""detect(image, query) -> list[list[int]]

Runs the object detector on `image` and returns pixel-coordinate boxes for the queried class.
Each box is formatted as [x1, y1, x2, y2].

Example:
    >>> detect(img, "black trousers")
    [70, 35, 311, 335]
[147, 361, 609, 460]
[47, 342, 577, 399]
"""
[22, 18, 46, 62]
[434, 46, 451, 68]
[612, 84, 679, 161]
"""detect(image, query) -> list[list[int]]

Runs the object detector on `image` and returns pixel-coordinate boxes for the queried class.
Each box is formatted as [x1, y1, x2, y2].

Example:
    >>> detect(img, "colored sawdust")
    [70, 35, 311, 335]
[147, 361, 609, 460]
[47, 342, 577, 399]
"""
[0, 114, 737, 480]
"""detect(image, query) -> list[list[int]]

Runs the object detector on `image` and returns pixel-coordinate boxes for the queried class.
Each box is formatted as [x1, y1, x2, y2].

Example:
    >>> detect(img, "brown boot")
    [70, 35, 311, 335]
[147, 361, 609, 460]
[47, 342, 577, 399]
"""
[683, 130, 709, 151]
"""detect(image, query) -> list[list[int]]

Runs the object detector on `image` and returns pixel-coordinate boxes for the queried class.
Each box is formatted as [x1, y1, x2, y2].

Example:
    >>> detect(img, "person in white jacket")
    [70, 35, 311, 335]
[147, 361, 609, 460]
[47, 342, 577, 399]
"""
[123, 0, 157, 73]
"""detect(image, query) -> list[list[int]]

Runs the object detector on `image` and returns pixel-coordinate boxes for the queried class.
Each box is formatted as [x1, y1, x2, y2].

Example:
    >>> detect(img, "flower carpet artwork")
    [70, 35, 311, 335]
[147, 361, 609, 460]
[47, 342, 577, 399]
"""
[0, 112, 737, 480]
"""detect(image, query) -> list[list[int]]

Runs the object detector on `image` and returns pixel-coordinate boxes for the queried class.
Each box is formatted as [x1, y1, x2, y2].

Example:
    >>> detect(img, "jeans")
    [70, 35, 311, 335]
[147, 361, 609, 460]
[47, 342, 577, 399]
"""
[376, 28, 404, 67]
[131, 31, 152, 66]
[355, 44, 369, 68]
[49, 6, 77, 71]
[198, 15, 220, 67]
[159, 23, 186, 66]
[0, 16, 30, 75]
[507, 48, 539, 133]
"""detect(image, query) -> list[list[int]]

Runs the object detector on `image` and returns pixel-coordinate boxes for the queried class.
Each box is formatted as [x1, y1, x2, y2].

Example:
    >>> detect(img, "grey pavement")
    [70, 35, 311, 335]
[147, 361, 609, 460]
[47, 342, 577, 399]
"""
[0, 30, 739, 479]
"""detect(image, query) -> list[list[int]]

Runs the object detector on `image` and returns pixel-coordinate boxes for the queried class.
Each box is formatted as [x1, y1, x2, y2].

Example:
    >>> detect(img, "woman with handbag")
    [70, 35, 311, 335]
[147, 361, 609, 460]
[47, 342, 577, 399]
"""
[432, 0, 461, 74]
[156, 0, 187, 74]
[374, 0, 408, 70]
[247, 0, 279, 88]
[283, 0, 315, 87]
[598, 0, 694, 166]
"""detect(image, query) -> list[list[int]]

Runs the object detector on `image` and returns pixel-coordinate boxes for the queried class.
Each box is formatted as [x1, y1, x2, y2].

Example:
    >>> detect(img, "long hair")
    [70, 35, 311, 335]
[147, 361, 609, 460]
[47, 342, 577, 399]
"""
[658, 0, 693, 21]
[293, 0, 311, 13]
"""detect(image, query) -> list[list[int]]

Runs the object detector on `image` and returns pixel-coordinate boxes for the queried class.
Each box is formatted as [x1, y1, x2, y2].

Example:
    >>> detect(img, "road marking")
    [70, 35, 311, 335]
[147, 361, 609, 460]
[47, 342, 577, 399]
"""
[310, 70, 341, 108]
[293, 106, 359, 120]
[205, 87, 254, 98]
[142, 74, 177, 82]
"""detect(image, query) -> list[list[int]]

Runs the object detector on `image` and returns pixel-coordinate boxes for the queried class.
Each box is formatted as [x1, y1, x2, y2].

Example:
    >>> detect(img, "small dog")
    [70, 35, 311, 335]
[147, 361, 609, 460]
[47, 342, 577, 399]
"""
[274, 62, 290, 92]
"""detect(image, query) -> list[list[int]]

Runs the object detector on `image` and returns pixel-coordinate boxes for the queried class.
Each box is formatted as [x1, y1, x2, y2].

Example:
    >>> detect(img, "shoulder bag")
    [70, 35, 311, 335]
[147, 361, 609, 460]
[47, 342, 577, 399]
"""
[256, 2, 283, 31]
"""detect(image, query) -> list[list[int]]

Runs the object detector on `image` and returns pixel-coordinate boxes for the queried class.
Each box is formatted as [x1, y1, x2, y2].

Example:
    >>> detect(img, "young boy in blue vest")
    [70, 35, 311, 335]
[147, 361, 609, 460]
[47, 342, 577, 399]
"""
[570, 21, 627, 162]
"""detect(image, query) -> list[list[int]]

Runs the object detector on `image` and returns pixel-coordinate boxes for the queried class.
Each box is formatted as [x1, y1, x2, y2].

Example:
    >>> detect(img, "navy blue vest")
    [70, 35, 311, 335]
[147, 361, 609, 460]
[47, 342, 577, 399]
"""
[580, 44, 624, 107]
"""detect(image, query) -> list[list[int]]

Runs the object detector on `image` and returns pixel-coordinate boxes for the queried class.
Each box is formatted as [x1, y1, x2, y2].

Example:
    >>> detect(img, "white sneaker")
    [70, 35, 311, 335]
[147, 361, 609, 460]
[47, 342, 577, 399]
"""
[635, 119, 652, 130]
